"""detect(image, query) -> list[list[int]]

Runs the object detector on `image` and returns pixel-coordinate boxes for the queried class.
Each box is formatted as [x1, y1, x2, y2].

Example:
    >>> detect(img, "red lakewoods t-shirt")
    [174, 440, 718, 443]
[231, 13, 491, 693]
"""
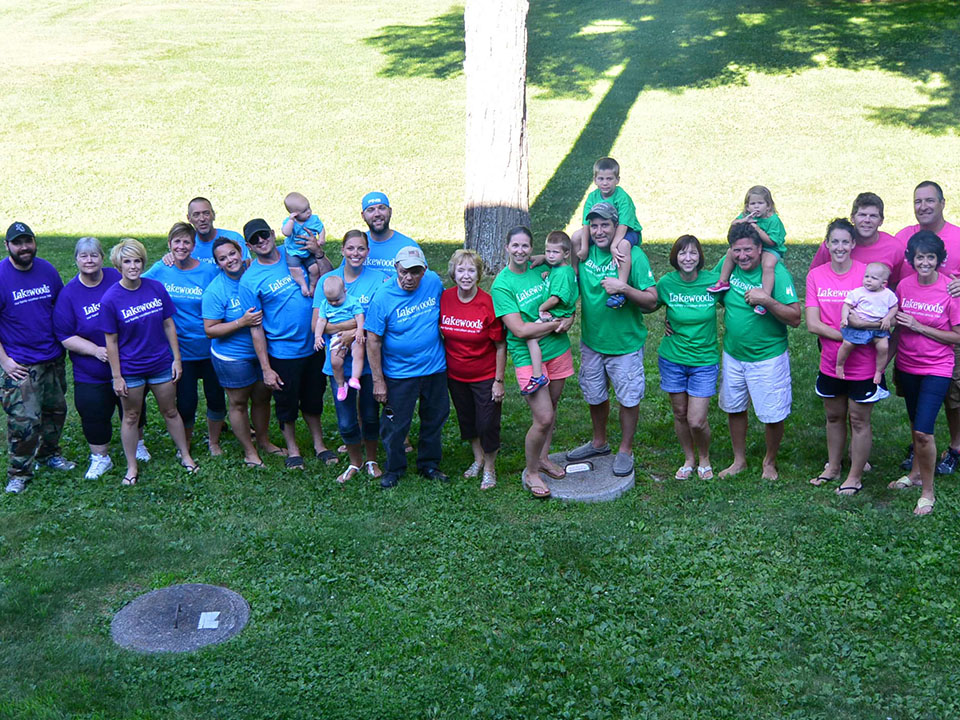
[439, 287, 505, 383]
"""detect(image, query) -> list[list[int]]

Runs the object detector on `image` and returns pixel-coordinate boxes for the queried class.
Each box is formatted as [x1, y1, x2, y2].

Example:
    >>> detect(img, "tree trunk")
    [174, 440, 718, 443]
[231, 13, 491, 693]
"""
[463, 0, 530, 274]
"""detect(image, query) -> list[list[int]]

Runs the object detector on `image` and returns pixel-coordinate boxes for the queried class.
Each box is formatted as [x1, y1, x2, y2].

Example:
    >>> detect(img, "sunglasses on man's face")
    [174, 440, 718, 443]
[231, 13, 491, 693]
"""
[251, 232, 271, 243]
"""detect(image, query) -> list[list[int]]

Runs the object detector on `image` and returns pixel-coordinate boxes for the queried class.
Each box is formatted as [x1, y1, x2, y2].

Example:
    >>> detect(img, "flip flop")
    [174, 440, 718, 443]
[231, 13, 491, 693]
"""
[521, 469, 550, 499]
[810, 474, 839, 487]
[915, 496, 935, 515]
[835, 484, 862, 495]
[675, 465, 694, 480]
[697, 466, 714, 480]
[316, 449, 338, 465]
[337, 464, 361, 484]
[889, 475, 919, 490]
[285, 456, 304, 470]
[264, 447, 287, 456]
[180, 461, 200, 474]
[243, 460, 266, 468]
[539, 461, 566, 479]
[364, 460, 382, 478]
[121, 475, 138, 486]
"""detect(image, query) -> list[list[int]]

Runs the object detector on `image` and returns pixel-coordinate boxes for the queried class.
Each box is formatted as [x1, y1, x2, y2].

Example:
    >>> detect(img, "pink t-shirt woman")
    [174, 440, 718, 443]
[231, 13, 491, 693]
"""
[806, 260, 875, 380]
[895, 273, 960, 377]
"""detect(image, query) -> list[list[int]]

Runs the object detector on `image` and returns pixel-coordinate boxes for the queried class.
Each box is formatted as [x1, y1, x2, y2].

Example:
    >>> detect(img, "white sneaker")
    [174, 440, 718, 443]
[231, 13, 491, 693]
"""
[5, 478, 25, 494]
[84, 453, 113, 480]
[136, 440, 151, 462]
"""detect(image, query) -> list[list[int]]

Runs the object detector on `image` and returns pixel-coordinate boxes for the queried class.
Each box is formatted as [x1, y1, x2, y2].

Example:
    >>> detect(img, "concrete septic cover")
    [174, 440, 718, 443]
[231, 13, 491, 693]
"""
[111, 583, 250, 653]
[541, 451, 635, 502]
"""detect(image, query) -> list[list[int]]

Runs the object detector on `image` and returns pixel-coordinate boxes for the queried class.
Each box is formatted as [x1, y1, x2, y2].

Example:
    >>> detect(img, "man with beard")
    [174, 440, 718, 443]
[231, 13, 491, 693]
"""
[359, 192, 421, 276]
[0, 222, 75, 494]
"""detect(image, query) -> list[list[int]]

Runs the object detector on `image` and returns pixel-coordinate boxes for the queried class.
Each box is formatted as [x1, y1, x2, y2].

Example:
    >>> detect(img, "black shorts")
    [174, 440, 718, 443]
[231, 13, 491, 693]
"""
[815, 371, 887, 403]
[269, 352, 326, 424]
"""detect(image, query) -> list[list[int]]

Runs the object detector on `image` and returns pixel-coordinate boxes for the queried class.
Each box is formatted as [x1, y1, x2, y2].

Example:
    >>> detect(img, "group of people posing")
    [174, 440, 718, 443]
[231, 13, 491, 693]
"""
[2, 165, 958, 516]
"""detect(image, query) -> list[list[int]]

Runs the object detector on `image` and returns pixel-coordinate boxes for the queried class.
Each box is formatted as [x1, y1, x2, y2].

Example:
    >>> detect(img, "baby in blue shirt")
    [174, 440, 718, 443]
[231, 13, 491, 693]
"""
[281, 191, 326, 297]
[314, 275, 365, 402]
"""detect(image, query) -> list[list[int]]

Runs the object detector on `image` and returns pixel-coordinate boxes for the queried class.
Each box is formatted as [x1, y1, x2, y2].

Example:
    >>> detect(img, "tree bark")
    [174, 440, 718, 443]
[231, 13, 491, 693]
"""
[463, 0, 530, 274]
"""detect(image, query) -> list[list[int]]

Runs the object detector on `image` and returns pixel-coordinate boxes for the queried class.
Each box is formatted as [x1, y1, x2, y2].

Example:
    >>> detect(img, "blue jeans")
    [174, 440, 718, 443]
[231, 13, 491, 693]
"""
[381, 371, 449, 479]
[331, 373, 379, 445]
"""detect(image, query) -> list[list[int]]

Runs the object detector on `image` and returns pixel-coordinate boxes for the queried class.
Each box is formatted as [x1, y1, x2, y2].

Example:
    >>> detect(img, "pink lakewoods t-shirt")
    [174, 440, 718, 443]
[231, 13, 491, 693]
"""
[895, 272, 960, 377]
[809, 231, 905, 286]
[896, 221, 960, 278]
[806, 260, 876, 380]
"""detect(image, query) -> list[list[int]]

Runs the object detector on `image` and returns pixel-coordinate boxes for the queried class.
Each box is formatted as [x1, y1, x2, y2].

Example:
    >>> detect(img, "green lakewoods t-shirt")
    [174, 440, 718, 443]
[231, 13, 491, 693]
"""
[714, 257, 797, 362]
[655, 268, 721, 366]
[578, 243, 655, 355]
[491, 264, 571, 368]
[582, 186, 643, 237]
[545, 264, 578, 317]
[736, 212, 787, 257]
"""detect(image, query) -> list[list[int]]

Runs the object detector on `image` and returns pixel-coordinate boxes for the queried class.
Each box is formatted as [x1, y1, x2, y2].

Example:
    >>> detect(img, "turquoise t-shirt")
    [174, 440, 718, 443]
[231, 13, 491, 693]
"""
[201, 271, 255, 360]
[192, 228, 249, 265]
[364, 271, 446, 379]
[491, 265, 571, 368]
[282, 214, 324, 259]
[238, 249, 314, 359]
[582, 186, 643, 236]
[715, 257, 797, 362]
[363, 230, 422, 277]
[315, 266, 388, 377]
[655, 269, 721, 366]
[578, 244, 655, 355]
[143, 260, 219, 361]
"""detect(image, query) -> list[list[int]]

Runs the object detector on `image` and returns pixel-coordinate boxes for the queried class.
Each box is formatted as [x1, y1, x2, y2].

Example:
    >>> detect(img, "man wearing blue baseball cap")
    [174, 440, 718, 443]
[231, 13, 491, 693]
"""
[360, 192, 422, 277]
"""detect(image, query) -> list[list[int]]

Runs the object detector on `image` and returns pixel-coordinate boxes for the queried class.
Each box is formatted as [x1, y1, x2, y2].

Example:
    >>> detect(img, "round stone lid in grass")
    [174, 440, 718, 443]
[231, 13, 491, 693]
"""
[111, 583, 250, 653]
[542, 451, 635, 502]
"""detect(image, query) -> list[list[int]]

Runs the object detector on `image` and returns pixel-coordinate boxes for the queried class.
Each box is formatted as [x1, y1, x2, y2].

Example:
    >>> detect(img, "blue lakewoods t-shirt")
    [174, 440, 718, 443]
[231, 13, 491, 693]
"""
[363, 230, 421, 277]
[99, 278, 175, 376]
[0, 257, 64, 365]
[192, 228, 249, 265]
[238, 249, 314, 359]
[201, 271, 256, 360]
[282, 214, 325, 259]
[364, 271, 446, 379]
[315, 265, 388, 377]
[143, 260, 220, 361]
[53, 267, 122, 383]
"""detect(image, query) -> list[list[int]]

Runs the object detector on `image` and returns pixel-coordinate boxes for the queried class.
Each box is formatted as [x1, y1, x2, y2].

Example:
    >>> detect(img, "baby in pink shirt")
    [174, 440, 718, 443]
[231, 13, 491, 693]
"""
[837, 262, 899, 384]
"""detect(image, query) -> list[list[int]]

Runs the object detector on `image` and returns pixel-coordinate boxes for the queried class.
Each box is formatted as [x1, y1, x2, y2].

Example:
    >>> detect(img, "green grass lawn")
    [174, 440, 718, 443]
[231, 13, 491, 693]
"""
[3, 237, 960, 720]
[4, 0, 960, 717]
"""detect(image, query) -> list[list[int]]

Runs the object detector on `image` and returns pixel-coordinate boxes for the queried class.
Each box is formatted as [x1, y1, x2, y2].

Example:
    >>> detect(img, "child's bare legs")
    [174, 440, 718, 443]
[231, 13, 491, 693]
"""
[527, 338, 543, 377]
[835, 340, 855, 380]
[708, 249, 735, 291]
[873, 336, 889, 385]
[349, 341, 364, 390]
[331, 351, 348, 401]
[606, 237, 633, 309]
[307, 262, 320, 296]
[290, 265, 311, 296]
[571, 227, 589, 260]
[760, 252, 778, 296]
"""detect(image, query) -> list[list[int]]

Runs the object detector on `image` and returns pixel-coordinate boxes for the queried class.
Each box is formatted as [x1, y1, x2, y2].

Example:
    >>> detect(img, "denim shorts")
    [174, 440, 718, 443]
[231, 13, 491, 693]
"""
[841, 326, 890, 345]
[211, 354, 262, 389]
[658, 356, 718, 397]
[124, 368, 174, 389]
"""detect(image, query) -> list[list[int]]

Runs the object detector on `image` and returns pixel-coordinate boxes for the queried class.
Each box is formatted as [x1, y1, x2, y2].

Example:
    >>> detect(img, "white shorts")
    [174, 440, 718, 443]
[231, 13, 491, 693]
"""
[578, 343, 645, 407]
[718, 350, 792, 424]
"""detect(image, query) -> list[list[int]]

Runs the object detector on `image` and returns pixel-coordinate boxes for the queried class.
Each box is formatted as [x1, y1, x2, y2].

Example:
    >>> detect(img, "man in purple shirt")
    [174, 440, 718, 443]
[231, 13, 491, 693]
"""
[0, 222, 75, 494]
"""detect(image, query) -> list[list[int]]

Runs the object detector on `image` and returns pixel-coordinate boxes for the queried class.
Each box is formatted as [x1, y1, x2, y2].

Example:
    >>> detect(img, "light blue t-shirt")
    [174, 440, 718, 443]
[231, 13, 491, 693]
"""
[143, 260, 219, 361]
[192, 228, 249, 265]
[237, 249, 314, 359]
[365, 271, 446, 379]
[363, 230, 421, 277]
[315, 266, 388, 377]
[282, 214, 324, 259]
[315, 294, 364, 325]
[201, 271, 255, 360]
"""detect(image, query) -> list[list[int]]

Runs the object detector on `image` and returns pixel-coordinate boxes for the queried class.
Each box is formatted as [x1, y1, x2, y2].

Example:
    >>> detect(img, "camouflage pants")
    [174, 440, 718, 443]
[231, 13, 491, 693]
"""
[1, 358, 67, 483]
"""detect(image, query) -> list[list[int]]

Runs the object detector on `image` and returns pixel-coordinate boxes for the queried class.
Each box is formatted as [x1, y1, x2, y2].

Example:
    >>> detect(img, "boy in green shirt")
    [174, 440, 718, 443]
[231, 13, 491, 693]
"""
[571, 157, 643, 309]
[523, 231, 578, 395]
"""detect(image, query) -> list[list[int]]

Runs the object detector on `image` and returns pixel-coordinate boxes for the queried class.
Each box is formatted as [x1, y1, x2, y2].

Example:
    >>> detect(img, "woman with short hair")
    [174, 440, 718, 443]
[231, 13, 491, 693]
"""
[144, 222, 225, 454]
[101, 238, 197, 485]
[440, 248, 506, 490]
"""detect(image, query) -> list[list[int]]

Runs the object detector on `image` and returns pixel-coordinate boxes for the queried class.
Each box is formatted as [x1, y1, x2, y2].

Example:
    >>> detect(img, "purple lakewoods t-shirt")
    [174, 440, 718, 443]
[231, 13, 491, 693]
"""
[0, 257, 64, 365]
[99, 277, 175, 376]
[53, 267, 121, 384]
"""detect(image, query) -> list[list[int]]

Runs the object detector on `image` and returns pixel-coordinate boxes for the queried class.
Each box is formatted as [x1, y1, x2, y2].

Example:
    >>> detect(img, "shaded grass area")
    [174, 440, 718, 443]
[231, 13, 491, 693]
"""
[3, 238, 960, 718]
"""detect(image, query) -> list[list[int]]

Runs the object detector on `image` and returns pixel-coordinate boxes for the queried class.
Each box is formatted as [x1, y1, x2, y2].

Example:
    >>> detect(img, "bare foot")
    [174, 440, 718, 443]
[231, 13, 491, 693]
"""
[718, 462, 746, 478]
[761, 462, 779, 480]
[208, 442, 223, 457]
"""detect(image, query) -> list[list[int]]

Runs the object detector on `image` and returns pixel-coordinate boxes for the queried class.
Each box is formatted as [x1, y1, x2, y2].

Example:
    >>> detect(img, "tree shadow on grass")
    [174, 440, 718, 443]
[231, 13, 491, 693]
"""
[366, 1, 960, 230]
